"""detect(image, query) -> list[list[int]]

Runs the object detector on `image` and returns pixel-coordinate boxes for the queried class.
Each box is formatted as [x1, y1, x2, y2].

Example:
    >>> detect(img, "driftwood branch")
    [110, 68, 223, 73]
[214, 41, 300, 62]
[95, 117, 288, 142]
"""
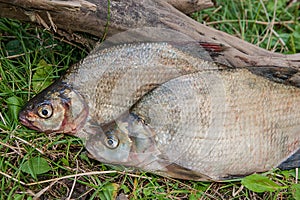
[0, 0, 299, 68]
[166, 0, 215, 14]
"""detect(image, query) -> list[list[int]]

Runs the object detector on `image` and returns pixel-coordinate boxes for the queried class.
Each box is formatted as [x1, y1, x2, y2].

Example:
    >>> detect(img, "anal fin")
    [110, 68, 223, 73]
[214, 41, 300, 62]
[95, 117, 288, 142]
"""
[155, 163, 212, 181]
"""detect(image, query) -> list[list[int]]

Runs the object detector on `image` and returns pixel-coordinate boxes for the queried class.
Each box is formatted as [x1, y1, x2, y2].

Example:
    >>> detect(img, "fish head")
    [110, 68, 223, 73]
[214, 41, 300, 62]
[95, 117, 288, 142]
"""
[19, 81, 88, 135]
[85, 119, 133, 164]
[85, 113, 159, 167]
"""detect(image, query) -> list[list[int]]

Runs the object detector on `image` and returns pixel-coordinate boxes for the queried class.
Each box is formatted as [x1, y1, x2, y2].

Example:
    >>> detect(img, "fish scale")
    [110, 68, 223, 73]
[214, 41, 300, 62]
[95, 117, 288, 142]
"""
[18, 27, 300, 181]
[64, 42, 216, 124]
[130, 69, 300, 180]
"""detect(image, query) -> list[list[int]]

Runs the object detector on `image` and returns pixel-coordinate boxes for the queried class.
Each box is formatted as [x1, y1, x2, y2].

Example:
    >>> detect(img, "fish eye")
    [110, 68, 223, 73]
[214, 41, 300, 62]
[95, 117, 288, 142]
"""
[104, 134, 119, 149]
[37, 104, 53, 119]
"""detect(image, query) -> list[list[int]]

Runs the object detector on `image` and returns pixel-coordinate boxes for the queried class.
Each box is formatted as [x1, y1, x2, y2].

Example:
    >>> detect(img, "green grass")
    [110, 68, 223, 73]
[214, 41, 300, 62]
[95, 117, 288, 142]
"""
[0, 0, 299, 199]
[193, 0, 300, 53]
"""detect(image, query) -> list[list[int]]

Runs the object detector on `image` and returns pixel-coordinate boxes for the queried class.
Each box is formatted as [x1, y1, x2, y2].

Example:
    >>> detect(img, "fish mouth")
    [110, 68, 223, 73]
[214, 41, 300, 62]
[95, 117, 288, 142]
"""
[18, 114, 39, 131]
[19, 114, 29, 125]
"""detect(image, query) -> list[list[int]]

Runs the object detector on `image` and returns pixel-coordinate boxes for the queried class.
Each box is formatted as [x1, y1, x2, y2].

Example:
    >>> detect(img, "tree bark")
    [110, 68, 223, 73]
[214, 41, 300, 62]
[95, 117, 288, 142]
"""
[0, 0, 299, 68]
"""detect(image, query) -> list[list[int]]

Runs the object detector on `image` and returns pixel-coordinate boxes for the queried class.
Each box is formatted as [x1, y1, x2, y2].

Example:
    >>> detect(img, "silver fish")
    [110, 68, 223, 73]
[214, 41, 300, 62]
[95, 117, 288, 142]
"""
[19, 28, 300, 181]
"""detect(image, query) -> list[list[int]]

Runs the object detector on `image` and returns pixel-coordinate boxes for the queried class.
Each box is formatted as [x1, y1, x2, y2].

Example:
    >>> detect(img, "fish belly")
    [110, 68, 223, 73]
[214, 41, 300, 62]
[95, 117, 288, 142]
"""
[132, 69, 300, 180]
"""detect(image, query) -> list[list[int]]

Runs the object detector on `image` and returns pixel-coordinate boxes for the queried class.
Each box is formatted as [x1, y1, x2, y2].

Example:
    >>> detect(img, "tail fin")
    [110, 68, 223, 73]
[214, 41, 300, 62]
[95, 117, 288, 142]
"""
[278, 148, 300, 170]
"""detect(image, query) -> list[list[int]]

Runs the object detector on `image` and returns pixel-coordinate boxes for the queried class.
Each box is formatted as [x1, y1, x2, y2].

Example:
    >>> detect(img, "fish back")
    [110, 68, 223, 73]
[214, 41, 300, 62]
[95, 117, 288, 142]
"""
[64, 43, 218, 124]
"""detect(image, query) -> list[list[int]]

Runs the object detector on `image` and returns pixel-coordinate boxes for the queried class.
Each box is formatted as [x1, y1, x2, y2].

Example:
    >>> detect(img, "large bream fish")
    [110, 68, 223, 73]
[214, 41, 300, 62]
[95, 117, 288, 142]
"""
[19, 28, 300, 181]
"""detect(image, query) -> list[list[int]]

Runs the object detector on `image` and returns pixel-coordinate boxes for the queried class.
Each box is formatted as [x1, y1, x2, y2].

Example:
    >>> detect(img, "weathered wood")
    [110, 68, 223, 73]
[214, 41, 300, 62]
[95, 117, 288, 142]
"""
[0, 0, 299, 68]
[166, 0, 214, 14]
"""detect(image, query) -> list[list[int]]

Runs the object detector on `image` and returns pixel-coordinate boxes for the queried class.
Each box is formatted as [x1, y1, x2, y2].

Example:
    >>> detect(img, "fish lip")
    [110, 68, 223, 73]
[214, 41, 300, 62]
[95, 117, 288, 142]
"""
[19, 114, 29, 126]
[18, 114, 39, 131]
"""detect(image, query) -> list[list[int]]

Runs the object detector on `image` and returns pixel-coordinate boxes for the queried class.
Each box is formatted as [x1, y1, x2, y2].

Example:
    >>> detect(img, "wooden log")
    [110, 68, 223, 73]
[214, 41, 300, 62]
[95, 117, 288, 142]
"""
[166, 0, 214, 14]
[0, 0, 299, 68]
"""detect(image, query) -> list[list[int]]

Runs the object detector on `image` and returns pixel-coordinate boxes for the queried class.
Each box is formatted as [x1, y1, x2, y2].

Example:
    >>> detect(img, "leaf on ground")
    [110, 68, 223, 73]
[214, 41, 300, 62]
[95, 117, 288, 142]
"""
[241, 174, 286, 193]
[60, 157, 69, 167]
[120, 184, 130, 194]
[98, 183, 120, 200]
[189, 192, 203, 200]
[5, 40, 23, 56]
[6, 96, 22, 121]
[32, 59, 53, 93]
[21, 157, 51, 179]
[13, 194, 25, 200]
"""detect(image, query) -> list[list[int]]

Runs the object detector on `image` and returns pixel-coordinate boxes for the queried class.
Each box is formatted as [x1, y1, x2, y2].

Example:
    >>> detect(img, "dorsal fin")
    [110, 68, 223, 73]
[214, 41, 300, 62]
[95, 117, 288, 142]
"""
[247, 66, 300, 88]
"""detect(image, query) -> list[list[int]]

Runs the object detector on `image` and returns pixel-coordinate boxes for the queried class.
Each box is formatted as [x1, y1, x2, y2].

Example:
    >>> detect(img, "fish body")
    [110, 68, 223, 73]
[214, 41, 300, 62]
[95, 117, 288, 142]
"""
[19, 28, 300, 181]
[130, 69, 300, 180]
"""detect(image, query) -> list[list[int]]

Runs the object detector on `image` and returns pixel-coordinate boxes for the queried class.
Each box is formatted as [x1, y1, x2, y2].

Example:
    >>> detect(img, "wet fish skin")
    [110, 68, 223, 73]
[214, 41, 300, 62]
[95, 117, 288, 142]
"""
[63, 42, 216, 128]
[133, 69, 300, 180]
[18, 28, 300, 181]
[85, 69, 300, 181]
[19, 37, 214, 137]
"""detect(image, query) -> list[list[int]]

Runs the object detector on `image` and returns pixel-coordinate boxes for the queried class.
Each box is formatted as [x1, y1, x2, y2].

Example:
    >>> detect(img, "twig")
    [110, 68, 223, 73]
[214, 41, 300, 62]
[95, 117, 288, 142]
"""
[266, 0, 278, 50]
[33, 180, 58, 200]
[1, 170, 150, 186]
[296, 168, 298, 184]
[11, 135, 44, 154]
[0, 111, 6, 126]
[46, 11, 57, 32]
[78, 188, 95, 199]
[1, 44, 57, 59]
[66, 160, 79, 200]
[0, 170, 26, 186]
[53, 35, 88, 53]
[35, 13, 50, 30]
[270, 29, 288, 51]
[34, 171, 117, 186]
[259, 0, 270, 23]
[0, 141, 23, 156]
[232, 185, 244, 197]
[200, 183, 219, 200]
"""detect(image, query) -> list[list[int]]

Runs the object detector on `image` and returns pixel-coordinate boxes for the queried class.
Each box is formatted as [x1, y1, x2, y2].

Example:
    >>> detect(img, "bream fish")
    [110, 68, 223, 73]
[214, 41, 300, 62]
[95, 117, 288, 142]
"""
[19, 28, 300, 181]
